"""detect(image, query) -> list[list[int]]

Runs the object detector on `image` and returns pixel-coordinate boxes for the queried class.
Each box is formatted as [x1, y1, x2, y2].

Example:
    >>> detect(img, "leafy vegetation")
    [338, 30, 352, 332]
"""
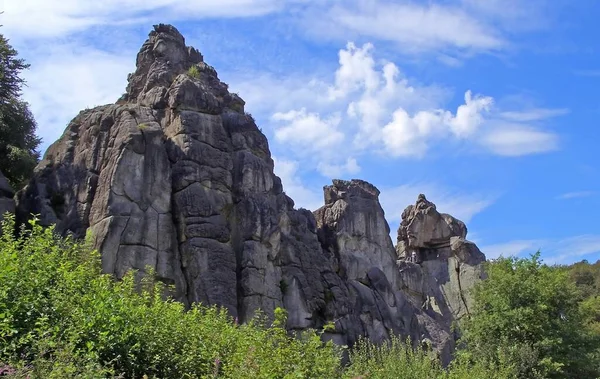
[187, 65, 201, 79]
[458, 253, 600, 378]
[0, 215, 343, 378]
[0, 31, 40, 189]
[1, 215, 599, 378]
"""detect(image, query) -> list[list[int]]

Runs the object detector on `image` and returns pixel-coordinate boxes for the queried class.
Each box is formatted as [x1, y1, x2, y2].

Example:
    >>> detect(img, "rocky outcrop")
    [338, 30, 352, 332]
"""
[314, 180, 453, 358]
[396, 194, 486, 330]
[15, 24, 485, 362]
[0, 169, 15, 221]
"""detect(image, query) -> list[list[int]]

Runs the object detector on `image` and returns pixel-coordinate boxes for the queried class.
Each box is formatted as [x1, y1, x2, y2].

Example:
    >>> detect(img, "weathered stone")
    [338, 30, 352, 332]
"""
[15, 24, 486, 365]
[0, 169, 15, 223]
[396, 194, 486, 338]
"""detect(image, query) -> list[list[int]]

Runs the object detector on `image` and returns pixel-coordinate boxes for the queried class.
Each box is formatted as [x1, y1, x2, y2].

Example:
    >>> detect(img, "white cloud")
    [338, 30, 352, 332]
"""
[272, 157, 323, 211]
[328, 42, 380, 100]
[20, 44, 134, 150]
[246, 41, 561, 167]
[556, 191, 597, 200]
[272, 108, 345, 152]
[480, 125, 559, 156]
[545, 236, 600, 264]
[229, 74, 331, 117]
[479, 239, 542, 259]
[479, 235, 600, 264]
[323, 1, 505, 53]
[499, 108, 569, 122]
[317, 157, 361, 178]
[379, 183, 496, 225]
[450, 91, 494, 137]
[2, 0, 285, 39]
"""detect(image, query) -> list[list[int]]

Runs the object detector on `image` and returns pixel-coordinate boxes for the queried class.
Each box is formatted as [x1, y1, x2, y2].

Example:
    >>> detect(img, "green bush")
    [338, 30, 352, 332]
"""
[343, 336, 513, 379]
[5, 214, 586, 378]
[187, 65, 201, 79]
[458, 253, 600, 379]
[0, 215, 343, 378]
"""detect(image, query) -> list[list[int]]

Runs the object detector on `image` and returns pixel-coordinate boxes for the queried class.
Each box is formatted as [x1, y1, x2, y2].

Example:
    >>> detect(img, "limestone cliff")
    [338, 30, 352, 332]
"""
[15, 24, 486, 362]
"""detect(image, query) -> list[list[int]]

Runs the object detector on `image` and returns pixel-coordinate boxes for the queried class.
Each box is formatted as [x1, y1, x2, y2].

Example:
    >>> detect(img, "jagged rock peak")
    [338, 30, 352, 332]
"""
[396, 195, 485, 266]
[324, 179, 381, 205]
[119, 23, 245, 114]
[398, 195, 467, 249]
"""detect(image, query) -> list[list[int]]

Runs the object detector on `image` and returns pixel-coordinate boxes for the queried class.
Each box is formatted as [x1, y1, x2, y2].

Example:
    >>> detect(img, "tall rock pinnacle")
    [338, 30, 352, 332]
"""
[15, 24, 486, 363]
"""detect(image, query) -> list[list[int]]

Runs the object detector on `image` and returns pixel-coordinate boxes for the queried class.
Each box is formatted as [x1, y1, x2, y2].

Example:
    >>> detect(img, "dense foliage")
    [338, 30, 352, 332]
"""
[458, 253, 600, 378]
[0, 31, 40, 189]
[1, 215, 599, 378]
[0, 215, 508, 378]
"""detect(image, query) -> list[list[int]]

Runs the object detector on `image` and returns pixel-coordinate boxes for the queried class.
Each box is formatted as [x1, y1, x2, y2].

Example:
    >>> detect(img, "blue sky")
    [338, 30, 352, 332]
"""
[2, 0, 599, 264]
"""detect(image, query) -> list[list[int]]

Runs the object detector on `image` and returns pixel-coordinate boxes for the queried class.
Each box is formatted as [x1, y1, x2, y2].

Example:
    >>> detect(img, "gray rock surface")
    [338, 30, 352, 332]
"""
[396, 194, 486, 326]
[15, 24, 485, 362]
[314, 180, 454, 360]
[0, 169, 15, 222]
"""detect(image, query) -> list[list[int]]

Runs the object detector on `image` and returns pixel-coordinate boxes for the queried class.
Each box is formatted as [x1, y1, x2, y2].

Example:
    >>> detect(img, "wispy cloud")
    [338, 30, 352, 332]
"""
[544, 235, 600, 264]
[323, 1, 505, 53]
[479, 124, 559, 157]
[556, 191, 596, 200]
[479, 239, 542, 259]
[499, 108, 569, 122]
[379, 183, 497, 225]
[299, 0, 554, 57]
[574, 69, 600, 77]
[2, 0, 288, 39]
[21, 43, 134, 150]
[317, 158, 361, 178]
[480, 235, 600, 264]
[272, 157, 323, 211]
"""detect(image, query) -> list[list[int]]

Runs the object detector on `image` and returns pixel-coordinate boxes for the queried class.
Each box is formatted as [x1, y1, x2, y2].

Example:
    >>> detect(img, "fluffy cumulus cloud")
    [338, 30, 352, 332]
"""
[381, 91, 493, 157]
[272, 109, 345, 151]
[260, 41, 561, 169]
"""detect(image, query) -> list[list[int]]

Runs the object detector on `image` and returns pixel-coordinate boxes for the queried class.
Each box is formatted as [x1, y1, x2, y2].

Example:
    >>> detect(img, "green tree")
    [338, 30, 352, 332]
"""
[458, 253, 600, 379]
[0, 31, 40, 189]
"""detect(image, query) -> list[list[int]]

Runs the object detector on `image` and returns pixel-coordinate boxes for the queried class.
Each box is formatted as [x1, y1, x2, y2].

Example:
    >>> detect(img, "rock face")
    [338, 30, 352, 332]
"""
[16, 24, 486, 362]
[0, 169, 15, 221]
[314, 180, 454, 357]
[396, 194, 486, 330]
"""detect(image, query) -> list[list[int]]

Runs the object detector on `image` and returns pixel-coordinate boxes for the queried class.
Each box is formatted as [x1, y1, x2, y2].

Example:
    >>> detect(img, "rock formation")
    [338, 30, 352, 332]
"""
[0, 169, 15, 221]
[15, 24, 486, 362]
[396, 194, 486, 331]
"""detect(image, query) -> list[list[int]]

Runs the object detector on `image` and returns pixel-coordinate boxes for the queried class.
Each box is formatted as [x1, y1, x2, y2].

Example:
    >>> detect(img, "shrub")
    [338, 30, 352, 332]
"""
[0, 214, 343, 378]
[187, 65, 201, 79]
